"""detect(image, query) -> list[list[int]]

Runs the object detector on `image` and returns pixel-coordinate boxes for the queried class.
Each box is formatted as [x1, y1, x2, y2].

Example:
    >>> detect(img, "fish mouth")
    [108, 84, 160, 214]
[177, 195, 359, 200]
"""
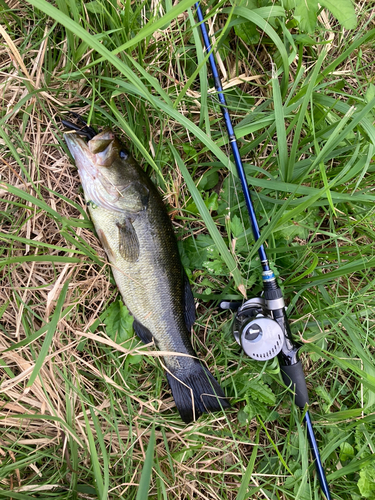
[65, 129, 119, 168]
[64, 132, 92, 164]
[64, 131, 125, 213]
[64, 132, 100, 187]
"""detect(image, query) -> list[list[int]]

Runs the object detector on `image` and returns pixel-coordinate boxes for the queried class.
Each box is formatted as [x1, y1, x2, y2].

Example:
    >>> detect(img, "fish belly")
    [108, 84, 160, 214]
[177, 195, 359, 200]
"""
[88, 202, 192, 371]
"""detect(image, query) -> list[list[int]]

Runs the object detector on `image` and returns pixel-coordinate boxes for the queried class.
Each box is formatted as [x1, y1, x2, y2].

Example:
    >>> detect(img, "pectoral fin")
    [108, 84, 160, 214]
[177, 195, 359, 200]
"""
[117, 219, 140, 262]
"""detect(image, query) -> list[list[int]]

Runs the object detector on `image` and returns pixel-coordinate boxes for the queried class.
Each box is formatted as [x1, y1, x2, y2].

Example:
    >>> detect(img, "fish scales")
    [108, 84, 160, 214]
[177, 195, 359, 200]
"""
[64, 127, 229, 422]
[90, 173, 193, 369]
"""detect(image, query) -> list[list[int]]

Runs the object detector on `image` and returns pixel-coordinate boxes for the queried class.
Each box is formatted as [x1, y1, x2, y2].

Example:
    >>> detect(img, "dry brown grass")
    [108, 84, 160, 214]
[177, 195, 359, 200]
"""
[0, 12, 262, 497]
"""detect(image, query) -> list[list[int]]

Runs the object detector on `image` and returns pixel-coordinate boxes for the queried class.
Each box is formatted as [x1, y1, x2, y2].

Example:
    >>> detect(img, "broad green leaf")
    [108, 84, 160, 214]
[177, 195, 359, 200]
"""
[283, 0, 296, 9]
[179, 234, 214, 270]
[104, 301, 134, 343]
[103, 301, 142, 363]
[365, 83, 375, 105]
[234, 19, 259, 45]
[358, 466, 375, 499]
[202, 259, 226, 275]
[294, 0, 318, 33]
[172, 447, 195, 462]
[85, 1, 105, 14]
[204, 192, 219, 212]
[199, 170, 219, 191]
[319, 0, 357, 29]
[248, 381, 276, 405]
[293, 34, 316, 45]
[238, 408, 251, 426]
[339, 442, 355, 461]
[230, 215, 244, 238]
[233, 0, 259, 45]
[243, 401, 269, 420]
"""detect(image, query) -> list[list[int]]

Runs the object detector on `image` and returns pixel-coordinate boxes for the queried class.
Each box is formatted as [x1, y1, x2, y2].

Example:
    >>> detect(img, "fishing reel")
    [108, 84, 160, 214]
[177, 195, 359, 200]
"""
[232, 297, 284, 361]
[221, 289, 309, 409]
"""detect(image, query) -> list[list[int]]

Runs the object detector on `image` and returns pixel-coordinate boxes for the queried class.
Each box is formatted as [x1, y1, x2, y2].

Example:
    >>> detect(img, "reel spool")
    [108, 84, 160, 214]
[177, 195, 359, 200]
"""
[233, 298, 284, 361]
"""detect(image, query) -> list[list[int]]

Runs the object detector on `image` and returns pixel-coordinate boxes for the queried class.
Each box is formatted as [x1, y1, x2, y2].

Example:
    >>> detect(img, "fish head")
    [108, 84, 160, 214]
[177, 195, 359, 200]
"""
[64, 128, 149, 214]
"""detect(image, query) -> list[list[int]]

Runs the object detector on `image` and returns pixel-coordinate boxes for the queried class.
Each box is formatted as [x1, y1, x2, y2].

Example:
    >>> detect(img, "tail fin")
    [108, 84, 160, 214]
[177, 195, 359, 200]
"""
[166, 361, 230, 423]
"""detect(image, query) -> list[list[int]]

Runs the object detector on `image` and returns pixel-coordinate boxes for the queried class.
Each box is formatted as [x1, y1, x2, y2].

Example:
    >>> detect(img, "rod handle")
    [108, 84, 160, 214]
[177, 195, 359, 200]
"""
[280, 361, 309, 408]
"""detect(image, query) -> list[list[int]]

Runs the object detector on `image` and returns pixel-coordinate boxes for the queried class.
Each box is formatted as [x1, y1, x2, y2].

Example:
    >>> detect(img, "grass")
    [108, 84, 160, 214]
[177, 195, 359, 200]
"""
[0, 0, 375, 499]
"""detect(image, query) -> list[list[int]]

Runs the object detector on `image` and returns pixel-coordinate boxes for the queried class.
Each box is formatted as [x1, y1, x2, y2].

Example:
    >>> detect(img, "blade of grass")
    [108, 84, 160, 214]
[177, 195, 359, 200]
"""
[79, 0, 197, 66]
[25, 0, 156, 105]
[0, 255, 81, 267]
[223, 6, 289, 94]
[81, 404, 104, 500]
[187, 8, 208, 133]
[0, 414, 83, 446]
[271, 64, 288, 181]
[170, 145, 245, 294]
[0, 233, 87, 255]
[3, 183, 62, 220]
[287, 48, 327, 181]
[136, 425, 156, 500]
[110, 84, 238, 176]
[237, 427, 260, 500]
[314, 93, 375, 146]
[89, 406, 109, 500]
[108, 101, 165, 185]
[258, 417, 293, 474]
[26, 280, 69, 388]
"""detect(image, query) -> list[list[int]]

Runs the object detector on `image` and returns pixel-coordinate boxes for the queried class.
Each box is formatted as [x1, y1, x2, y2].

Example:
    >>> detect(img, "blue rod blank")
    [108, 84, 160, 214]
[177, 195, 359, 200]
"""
[195, 2, 269, 269]
[194, 4, 332, 499]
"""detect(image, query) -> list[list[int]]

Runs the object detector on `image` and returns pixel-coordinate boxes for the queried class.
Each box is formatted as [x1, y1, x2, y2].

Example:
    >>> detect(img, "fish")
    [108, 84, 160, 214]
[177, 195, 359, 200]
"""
[64, 127, 229, 423]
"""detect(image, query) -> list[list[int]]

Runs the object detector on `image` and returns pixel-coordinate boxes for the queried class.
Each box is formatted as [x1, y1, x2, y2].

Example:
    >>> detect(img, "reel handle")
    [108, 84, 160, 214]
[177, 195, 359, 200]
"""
[264, 287, 309, 408]
[280, 361, 309, 408]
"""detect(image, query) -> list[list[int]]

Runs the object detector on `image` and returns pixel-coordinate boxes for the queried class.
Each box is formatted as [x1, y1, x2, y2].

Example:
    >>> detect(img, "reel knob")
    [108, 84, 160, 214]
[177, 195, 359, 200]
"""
[233, 298, 284, 361]
[240, 316, 283, 360]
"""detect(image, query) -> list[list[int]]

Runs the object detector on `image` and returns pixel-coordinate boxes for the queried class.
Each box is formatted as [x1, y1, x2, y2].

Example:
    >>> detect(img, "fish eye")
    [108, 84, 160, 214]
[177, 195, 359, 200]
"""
[120, 149, 129, 160]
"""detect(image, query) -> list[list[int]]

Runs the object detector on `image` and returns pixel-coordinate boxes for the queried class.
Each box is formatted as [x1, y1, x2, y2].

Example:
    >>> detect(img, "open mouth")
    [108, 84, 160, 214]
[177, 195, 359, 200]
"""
[64, 129, 126, 214]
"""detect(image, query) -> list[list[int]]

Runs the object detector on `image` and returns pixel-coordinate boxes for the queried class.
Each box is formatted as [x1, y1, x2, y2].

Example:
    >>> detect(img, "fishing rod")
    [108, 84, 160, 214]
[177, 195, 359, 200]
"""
[194, 4, 331, 499]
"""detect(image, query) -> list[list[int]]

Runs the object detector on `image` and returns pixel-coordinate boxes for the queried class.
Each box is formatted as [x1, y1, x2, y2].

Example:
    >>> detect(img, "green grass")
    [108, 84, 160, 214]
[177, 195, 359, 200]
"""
[0, 0, 375, 499]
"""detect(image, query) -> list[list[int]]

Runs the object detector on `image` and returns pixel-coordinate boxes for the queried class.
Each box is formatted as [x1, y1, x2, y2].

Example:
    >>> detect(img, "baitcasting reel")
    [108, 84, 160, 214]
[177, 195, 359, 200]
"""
[232, 297, 284, 361]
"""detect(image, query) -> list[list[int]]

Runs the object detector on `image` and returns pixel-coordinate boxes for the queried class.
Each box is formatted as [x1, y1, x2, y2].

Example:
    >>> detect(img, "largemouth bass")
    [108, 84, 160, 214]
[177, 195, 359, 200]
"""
[64, 127, 229, 422]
